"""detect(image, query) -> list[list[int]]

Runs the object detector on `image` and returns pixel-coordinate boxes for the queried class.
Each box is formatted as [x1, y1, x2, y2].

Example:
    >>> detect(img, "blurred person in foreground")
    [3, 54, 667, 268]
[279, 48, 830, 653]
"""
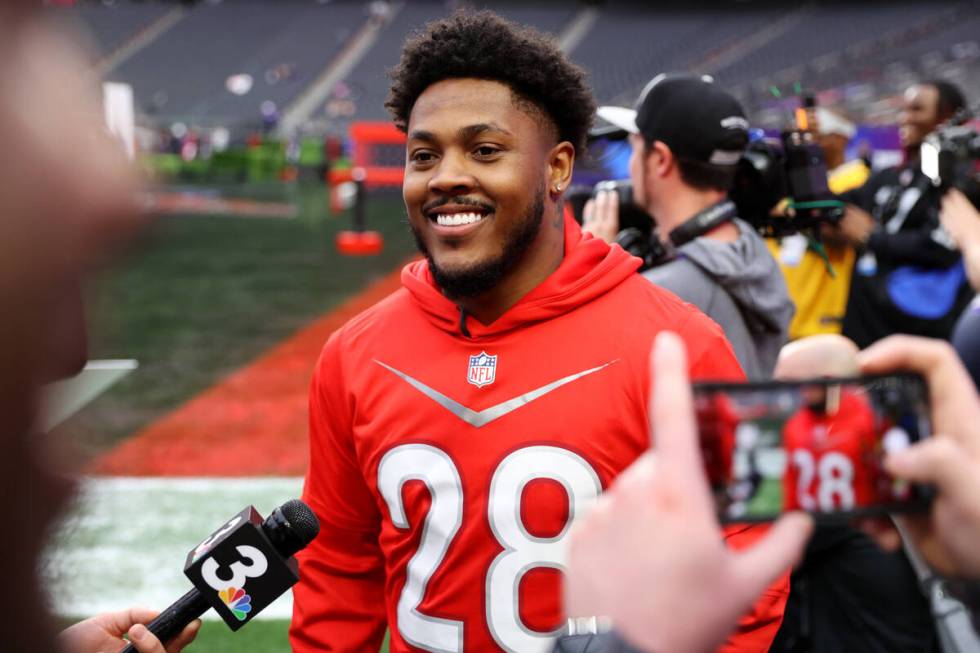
[563, 332, 980, 652]
[586, 74, 793, 379]
[290, 13, 788, 652]
[770, 336, 936, 652]
[0, 4, 198, 651]
[940, 188, 980, 390]
[556, 332, 812, 652]
[841, 80, 977, 348]
[767, 108, 870, 340]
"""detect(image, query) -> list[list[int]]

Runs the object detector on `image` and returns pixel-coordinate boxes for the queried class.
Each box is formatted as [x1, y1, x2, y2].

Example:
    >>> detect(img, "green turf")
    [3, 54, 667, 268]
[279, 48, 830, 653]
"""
[56, 183, 416, 455]
[192, 619, 291, 652]
[745, 476, 784, 516]
[190, 620, 389, 653]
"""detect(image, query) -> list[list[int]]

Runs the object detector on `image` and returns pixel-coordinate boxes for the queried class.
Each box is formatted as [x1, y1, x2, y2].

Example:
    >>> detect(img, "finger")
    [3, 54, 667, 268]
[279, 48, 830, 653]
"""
[583, 198, 595, 223]
[603, 189, 620, 234]
[595, 189, 611, 223]
[649, 332, 695, 459]
[607, 186, 619, 217]
[166, 619, 201, 653]
[858, 336, 980, 441]
[127, 623, 166, 653]
[731, 512, 813, 603]
[858, 335, 963, 388]
[649, 332, 712, 511]
[96, 607, 158, 637]
[885, 436, 973, 491]
[607, 452, 659, 507]
[942, 188, 968, 211]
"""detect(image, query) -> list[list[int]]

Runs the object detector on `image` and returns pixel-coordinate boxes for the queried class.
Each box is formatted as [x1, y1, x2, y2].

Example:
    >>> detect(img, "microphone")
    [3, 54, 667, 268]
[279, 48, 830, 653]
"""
[120, 499, 320, 653]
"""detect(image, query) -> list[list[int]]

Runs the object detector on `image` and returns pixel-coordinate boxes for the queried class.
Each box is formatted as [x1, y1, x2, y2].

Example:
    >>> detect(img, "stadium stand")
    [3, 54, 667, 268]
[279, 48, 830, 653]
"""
[316, 1, 577, 127]
[45, 0, 175, 62]
[54, 0, 976, 144]
[727, 1, 979, 126]
[713, 3, 948, 87]
[569, 2, 793, 106]
[105, 0, 370, 129]
[316, 1, 445, 126]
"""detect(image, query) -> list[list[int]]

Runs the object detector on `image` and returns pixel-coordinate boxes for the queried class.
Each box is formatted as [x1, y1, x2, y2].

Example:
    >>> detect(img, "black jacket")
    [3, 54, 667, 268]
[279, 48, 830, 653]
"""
[841, 162, 975, 347]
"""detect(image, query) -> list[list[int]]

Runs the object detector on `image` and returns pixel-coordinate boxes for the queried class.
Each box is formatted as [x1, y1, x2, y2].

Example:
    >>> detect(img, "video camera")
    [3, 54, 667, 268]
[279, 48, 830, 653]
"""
[732, 99, 847, 237]
[921, 108, 980, 192]
[577, 95, 844, 268]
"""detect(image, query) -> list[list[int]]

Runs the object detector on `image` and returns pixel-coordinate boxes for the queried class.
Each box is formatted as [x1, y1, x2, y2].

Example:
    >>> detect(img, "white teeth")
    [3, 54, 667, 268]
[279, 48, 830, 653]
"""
[436, 212, 484, 226]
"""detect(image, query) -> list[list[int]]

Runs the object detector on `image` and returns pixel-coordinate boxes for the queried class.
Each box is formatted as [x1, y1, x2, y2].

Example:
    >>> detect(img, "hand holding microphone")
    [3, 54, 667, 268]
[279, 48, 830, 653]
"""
[105, 499, 319, 653]
[58, 608, 199, 653]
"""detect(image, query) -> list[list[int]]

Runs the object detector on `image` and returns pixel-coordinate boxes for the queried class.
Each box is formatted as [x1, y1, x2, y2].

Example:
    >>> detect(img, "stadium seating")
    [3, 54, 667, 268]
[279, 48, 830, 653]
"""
[58, 0, 977, 138]
[321, 1, 577, 125]
[569, 2, 792, 105]
[712, 3, 948, 88]
[45, 0, 174, 61]
[104, 0, 370, 129]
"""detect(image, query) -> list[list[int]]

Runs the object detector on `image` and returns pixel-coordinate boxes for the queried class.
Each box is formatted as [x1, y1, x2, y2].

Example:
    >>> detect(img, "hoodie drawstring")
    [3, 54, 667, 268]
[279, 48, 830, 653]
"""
[458, 306, 472, 338]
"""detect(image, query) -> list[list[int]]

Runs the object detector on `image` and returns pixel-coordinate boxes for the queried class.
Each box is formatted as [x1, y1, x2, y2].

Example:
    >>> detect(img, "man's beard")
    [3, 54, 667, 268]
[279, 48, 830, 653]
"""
[411, 188, 546, 300]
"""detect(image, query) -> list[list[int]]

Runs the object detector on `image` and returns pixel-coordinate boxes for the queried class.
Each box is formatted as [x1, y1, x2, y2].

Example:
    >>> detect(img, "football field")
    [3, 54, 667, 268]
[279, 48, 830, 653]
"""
[46, 182, 410, 652]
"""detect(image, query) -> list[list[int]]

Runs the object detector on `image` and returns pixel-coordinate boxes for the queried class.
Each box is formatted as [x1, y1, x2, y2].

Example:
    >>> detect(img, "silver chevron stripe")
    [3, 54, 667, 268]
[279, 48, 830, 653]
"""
[373, 359, 619, 428]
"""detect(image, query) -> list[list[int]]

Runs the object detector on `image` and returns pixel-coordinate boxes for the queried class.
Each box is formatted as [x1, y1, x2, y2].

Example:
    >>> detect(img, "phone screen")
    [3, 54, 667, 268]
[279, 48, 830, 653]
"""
[694, 373, 932, 522]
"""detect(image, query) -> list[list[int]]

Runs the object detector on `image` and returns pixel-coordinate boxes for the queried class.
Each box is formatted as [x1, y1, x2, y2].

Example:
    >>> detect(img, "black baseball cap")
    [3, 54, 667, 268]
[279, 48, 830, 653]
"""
[597, 73, 749, 166]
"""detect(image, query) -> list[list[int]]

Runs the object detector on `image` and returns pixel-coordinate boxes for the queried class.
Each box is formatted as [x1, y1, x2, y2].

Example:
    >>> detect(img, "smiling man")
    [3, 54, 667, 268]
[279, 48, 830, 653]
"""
[290, 12, 788, 653]
[841, 79, 977, 348]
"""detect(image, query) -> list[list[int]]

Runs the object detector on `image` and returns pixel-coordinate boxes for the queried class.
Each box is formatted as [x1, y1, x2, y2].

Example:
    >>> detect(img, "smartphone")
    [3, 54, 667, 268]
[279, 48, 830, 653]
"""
[694, 373, 933, 522]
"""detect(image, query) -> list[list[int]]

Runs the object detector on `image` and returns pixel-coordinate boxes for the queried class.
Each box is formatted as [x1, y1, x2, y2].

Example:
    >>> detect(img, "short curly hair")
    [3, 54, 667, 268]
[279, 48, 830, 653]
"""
[386, 11, 595, 154]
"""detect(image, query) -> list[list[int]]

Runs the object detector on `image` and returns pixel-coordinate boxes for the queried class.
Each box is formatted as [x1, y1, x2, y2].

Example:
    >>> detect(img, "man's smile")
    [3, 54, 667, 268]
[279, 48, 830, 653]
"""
[424, 202, 494, 237]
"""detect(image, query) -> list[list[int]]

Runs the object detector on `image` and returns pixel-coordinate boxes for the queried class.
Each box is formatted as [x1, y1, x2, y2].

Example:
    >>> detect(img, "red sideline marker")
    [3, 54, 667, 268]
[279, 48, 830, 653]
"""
[336, 230, 383, 255]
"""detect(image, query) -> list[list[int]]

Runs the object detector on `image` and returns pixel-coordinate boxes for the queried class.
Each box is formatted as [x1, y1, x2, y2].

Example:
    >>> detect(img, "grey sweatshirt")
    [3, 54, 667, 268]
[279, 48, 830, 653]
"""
[642, 218, 794, 379]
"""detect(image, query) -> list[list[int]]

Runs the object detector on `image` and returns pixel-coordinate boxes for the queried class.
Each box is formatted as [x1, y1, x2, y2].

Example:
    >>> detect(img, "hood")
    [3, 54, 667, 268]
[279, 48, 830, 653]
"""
[677, 219, 794, 336]
[402, 214, 641, 338]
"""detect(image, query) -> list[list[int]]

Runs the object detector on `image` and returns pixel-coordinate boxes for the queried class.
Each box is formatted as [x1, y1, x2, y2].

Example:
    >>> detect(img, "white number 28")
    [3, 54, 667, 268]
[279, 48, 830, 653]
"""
[378, 444, 601, 653]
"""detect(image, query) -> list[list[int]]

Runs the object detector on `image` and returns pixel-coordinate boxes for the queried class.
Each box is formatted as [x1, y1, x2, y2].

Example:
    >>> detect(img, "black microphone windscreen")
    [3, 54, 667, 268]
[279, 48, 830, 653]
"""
[280, 499, 320, 544]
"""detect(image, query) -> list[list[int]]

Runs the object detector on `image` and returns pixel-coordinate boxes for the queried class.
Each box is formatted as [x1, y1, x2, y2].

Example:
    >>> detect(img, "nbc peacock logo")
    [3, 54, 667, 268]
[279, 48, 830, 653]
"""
[218, 586, 253, 621]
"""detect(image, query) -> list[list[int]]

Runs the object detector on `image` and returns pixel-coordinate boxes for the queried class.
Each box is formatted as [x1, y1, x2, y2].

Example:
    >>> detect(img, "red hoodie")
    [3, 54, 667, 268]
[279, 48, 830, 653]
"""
[291, 217, 788, 652]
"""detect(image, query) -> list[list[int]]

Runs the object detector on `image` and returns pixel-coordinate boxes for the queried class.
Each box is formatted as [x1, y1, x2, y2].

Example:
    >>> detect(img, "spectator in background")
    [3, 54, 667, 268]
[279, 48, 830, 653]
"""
[841, 80, 976, 348]
[817, 108, 871, 192]
[940, 188, 980, 390]
[588, 74, 793, 378]
[767, 108, 871, 341]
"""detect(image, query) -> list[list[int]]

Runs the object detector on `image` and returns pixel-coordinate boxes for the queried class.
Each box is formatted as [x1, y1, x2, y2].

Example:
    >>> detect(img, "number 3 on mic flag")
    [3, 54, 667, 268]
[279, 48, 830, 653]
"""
[183, 506, 299, 630]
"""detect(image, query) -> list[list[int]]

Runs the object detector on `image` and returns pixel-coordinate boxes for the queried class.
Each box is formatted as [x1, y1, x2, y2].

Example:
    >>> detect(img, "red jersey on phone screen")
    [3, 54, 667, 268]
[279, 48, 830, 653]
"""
[290, 219, 790, 652]
[783, 388, 879, 511]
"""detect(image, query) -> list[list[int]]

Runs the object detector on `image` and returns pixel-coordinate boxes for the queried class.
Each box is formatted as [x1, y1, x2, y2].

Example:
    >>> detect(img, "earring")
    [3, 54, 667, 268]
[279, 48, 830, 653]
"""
[554, 184, 562, 193]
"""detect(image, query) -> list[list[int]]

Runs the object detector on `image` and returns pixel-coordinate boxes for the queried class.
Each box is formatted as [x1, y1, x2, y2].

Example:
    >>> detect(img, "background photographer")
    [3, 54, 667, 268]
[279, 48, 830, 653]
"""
[841, 79, 978, 348]
[586, 74, 793, 379]
[767, 108, 870, 341]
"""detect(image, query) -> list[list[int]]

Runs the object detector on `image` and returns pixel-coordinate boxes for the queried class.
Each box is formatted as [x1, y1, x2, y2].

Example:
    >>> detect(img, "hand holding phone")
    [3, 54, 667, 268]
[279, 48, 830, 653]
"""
[695, 374, 932, 522]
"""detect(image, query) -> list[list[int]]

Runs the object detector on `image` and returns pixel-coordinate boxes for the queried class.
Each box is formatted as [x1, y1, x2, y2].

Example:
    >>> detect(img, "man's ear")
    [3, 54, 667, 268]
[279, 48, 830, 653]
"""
[548, 141, 575, 193]
[650, 141, 674, 179]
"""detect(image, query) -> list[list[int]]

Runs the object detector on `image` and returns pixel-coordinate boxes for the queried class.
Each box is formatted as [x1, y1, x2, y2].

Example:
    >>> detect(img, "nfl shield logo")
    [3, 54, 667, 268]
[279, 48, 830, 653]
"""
[467, 352, 497, 388]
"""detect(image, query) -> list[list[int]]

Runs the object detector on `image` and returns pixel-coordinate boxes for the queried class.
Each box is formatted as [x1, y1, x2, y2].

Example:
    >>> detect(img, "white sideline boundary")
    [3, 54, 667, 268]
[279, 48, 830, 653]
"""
[43, 476, 304, 620]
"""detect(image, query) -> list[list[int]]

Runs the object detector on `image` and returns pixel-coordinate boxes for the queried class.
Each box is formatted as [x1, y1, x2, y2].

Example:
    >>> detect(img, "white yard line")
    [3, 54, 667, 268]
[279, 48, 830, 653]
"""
[43, 476, 304, 620]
